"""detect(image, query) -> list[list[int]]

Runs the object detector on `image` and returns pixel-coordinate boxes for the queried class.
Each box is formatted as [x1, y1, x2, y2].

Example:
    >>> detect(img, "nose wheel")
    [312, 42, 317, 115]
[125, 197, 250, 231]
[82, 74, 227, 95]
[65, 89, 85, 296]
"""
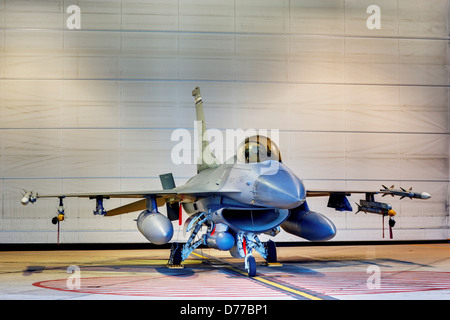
[241, 236, 279, 277]
[245, 255, 256, 277]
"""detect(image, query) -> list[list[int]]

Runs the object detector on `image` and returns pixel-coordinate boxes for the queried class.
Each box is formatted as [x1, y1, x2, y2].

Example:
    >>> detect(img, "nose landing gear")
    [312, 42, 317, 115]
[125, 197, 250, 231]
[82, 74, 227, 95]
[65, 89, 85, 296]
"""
[245, 255, 257, 277]
[241, 236, 280, 277]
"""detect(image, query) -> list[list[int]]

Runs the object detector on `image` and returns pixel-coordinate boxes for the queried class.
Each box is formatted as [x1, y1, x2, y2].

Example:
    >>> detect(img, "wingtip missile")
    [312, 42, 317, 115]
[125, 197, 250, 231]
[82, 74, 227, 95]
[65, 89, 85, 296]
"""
[379, 186, 431, 200]
[21, 191, 37, 205]
[420, 192, 431, 199]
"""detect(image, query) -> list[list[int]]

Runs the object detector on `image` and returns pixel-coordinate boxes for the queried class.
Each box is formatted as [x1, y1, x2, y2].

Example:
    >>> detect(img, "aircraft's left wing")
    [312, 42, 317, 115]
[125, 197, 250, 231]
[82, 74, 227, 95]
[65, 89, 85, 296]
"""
[305, 186, 430, 238]
[305, 186, 430, 217]
[307, 190, 369, 198]
[306, 189, 373, 212]
[307, 185, 431, 202]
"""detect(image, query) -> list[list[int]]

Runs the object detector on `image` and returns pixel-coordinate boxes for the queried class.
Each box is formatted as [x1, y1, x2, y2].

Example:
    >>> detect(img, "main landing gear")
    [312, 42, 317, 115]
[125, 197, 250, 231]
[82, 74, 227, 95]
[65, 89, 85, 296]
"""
[167, 213, 280, 277]
[169, 239, 278, 277]
[168, 242, 183, 268]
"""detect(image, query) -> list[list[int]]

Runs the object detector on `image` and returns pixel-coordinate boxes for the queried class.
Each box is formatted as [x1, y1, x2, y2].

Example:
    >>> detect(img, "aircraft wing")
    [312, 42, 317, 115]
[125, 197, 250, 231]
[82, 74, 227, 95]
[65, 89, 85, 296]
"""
[21, 187, 241, 217]
[32, 190, 189, 217]
[35, 189, 195, 201]
[306, 189, 376, 212]
[306, 190, 373, 197]
[306, 186, 430, 213]
[307, 186, 431, 200]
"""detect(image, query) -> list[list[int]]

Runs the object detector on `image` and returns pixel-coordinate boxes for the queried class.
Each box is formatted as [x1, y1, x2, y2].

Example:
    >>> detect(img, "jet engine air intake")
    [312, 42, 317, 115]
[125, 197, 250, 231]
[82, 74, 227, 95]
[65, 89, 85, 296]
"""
[221, 207, 290, 233]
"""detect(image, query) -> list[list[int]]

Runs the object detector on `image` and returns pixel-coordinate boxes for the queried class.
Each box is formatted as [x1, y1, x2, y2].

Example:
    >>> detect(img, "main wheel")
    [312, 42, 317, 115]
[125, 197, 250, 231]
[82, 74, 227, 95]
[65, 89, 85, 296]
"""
[169, 242, 183, 265]
[265, 240, 277, 263]
[247, 256, 256, 277]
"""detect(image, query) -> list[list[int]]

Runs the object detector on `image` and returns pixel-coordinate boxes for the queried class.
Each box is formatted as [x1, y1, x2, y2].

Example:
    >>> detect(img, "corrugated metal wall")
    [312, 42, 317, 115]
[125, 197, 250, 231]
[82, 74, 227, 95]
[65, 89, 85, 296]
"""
[0, 0, 448, 243]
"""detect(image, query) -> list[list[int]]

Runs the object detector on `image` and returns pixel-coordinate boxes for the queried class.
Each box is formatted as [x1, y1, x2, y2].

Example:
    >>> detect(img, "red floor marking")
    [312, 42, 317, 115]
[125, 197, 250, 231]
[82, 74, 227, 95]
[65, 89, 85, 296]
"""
[33, 273, 289, 298]
[33, 268, 450, 299]
[277, 271, 450, 296]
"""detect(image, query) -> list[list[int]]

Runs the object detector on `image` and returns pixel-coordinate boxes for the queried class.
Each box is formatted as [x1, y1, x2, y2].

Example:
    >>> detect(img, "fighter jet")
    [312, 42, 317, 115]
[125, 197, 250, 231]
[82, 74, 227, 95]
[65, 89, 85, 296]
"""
[21, 87, 431, 277]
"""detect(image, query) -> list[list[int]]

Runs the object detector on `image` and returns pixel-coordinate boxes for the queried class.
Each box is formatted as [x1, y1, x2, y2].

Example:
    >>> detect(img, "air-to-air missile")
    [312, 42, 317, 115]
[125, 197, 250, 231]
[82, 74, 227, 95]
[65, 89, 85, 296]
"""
[380, 185, 431, 200]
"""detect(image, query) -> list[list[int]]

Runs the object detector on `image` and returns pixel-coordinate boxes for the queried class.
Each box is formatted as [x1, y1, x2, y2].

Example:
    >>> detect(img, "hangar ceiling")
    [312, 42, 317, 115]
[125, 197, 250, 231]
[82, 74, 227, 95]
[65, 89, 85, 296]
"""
[0, 0, 448, 243]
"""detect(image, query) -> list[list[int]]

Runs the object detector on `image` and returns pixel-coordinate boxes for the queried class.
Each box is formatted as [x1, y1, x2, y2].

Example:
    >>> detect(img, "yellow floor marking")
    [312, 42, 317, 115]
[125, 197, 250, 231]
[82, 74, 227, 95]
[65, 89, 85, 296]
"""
[115, 259, 200, 266]
[191, 252, 209, 260]
[266, 262, 283, 267]
[412, 244, 450, 250]
[191, 251, 322, 300]
[167, 264, 185, 269]
[253, 276, 321, 300]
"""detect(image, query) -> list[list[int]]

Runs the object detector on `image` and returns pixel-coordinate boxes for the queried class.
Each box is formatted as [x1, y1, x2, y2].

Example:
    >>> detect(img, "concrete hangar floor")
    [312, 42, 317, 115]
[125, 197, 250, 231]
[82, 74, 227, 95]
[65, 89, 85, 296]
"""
[0, 242, 449, 301]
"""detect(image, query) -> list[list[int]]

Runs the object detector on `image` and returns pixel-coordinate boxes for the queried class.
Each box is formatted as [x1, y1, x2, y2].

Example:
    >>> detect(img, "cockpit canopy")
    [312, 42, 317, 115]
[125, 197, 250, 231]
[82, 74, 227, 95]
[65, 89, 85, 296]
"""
[236, 135, 282, 164]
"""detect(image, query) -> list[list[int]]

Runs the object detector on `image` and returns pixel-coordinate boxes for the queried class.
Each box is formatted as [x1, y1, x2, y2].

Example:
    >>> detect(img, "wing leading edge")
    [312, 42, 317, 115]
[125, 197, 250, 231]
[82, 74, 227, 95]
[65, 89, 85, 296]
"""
[22, 188, 240, 217]
[306, 186, 430, 215]
[307, 185, 431, 201]
[306, 186, 430, 239]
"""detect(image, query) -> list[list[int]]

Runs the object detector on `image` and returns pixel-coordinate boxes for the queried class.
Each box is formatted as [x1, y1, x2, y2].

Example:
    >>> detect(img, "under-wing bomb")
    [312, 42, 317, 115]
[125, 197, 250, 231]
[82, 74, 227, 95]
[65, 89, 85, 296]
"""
[355, 200, 396, 217]
[380, 185, 431, 200]
[356, 199, 396, 239]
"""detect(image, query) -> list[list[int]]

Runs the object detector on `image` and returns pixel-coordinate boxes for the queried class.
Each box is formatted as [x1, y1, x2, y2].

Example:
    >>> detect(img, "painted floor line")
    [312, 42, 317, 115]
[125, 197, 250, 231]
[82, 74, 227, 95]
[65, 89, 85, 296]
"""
[191, 251, 323, 300]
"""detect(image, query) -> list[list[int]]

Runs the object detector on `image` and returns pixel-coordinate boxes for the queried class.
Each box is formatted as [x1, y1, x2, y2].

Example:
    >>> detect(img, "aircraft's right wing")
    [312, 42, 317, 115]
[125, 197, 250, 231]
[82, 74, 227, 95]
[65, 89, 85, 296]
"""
[102, 186, 241, 216]
[21, 187, 241, 217]
[21, 189, 186, 216]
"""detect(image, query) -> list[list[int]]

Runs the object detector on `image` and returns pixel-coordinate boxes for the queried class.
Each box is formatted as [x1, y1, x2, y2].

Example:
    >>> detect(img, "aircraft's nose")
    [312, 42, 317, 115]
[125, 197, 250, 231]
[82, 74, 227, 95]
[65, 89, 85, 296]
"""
[252, 167, 305, 209]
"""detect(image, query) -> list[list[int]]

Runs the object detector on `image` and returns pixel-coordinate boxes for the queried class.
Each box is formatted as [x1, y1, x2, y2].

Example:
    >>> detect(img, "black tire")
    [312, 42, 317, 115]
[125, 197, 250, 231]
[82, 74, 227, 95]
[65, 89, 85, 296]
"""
[266, 240, 277, 263]
[170, 242, 183, 265]
[247, 256, 256, 277]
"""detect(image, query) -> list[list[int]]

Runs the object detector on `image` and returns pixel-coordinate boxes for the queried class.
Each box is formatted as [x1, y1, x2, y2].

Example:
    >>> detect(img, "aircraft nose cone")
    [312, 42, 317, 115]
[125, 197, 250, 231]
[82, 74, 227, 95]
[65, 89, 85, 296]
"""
[252, 168, 305, 209]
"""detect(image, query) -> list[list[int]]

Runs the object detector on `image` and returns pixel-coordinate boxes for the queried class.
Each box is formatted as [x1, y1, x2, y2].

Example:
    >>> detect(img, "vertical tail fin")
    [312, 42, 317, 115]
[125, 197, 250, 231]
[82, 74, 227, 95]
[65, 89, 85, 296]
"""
[192, 87, 219, 173]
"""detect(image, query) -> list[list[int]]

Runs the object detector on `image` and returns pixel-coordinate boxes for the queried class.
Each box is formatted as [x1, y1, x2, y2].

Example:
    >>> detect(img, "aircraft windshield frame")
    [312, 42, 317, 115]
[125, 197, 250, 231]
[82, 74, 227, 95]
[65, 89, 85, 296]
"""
[236, 135, 282, 164]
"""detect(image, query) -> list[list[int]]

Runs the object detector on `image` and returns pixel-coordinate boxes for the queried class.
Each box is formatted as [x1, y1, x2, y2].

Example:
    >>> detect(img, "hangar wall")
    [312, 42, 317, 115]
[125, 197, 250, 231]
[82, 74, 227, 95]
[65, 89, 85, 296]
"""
[0, 0, 449, 243]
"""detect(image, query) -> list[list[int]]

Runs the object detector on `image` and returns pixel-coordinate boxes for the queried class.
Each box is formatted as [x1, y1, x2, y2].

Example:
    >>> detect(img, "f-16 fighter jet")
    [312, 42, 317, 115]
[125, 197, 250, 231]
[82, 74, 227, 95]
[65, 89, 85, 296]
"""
[21, 87, 431, 277]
